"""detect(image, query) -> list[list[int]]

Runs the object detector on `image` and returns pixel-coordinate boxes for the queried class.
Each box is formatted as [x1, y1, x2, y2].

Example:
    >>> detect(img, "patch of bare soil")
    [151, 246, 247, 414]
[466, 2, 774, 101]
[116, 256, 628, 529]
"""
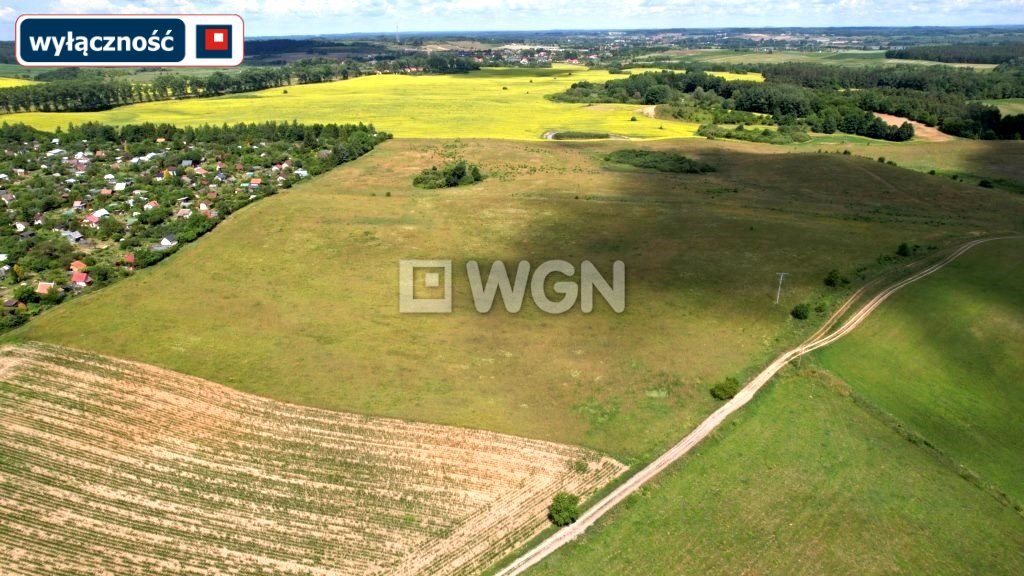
[874, 113, 953, 142]
[0, 343, 626, 576]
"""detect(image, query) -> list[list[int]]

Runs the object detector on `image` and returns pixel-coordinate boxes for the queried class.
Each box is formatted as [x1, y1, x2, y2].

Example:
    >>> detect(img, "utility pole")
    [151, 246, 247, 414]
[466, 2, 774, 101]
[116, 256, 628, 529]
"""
[775, 272, 788, 305]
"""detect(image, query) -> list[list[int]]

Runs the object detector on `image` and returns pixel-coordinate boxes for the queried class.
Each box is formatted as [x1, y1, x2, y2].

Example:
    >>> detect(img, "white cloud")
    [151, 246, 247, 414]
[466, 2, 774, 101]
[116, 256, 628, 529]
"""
[5, 0, 1023, 35]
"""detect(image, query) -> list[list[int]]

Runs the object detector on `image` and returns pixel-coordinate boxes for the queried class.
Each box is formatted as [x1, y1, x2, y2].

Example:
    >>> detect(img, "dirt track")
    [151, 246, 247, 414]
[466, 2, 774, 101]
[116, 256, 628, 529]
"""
[495, 236, 1013, 576]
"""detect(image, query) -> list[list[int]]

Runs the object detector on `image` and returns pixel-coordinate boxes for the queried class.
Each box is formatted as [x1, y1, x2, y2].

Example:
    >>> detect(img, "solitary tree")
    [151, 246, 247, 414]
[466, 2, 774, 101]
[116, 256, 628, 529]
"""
[823, 269, 848, 288]
[549, 492, 581, 527]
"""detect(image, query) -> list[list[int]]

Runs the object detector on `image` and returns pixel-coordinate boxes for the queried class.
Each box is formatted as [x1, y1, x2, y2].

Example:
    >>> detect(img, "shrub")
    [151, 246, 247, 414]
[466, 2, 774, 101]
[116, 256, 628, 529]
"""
[551, 131, 610, 140]
[823, 268, 849, 288]
[605, 149, 715, 174]
[791, 303, 810, 320]
[710, 376, 741, 401]
[0, 313, 28, 329]
[549, 492, 581, 526]
[979, 179, 995, 188]
[896, 242, 912, 257]
[413, 160, 484, 189]
[697, 123, 810, 144]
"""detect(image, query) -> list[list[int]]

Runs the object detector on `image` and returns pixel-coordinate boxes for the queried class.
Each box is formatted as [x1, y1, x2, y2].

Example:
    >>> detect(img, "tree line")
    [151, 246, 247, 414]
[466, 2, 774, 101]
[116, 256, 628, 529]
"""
[886, 42, 1024, 65]
[552, 65, 1024, 140]
[0, 59, 361, 114]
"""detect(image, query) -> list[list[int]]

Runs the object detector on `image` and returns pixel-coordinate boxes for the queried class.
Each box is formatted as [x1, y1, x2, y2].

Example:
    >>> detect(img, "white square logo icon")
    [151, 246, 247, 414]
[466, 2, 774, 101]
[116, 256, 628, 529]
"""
[399, 260, 452, 313]
[213, 32, 225, 43]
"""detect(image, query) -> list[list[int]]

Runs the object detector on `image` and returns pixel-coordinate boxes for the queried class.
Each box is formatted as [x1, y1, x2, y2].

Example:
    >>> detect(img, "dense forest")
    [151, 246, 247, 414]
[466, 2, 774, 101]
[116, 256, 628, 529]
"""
[886, 42, 1024, 64]
[553, 65, 1024, 140]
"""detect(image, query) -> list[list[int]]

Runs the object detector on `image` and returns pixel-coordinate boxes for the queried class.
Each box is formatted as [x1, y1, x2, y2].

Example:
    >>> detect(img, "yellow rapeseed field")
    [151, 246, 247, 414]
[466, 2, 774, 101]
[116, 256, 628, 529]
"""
[0, 65, 757, 139]
[0, 77, 37, 88]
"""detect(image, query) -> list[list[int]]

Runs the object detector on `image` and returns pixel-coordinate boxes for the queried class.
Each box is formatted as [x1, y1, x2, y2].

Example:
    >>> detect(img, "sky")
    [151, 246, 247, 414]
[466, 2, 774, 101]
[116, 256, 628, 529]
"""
[1, 0, 1023, 39]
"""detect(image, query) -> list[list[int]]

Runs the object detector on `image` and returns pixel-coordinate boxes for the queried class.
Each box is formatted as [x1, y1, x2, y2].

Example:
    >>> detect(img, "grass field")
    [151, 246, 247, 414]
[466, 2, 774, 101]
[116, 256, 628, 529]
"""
[526, 367, 1024, 576]
[805, 139, 1024, 189]
[527, 236, 1024, 576]
[0, 65, 704, 139]
[0, 342, 625, 575]
[642, 49, 999, 70]
[10, 138, 1024, 463]
[985, 98, 1024, 116]
[817, 238, 1024, 505]
[623, 67, 764, 82]
[0, 64, 53, 79]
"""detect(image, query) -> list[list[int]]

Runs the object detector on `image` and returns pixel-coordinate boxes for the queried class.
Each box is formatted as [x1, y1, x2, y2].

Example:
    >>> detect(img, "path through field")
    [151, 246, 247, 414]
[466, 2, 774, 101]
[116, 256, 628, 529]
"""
[496, 236, 1013, 576]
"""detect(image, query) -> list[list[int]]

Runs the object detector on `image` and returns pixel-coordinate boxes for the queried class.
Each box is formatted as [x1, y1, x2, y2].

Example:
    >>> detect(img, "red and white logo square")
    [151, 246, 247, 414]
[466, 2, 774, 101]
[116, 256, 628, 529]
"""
[204, 28, 230, 51]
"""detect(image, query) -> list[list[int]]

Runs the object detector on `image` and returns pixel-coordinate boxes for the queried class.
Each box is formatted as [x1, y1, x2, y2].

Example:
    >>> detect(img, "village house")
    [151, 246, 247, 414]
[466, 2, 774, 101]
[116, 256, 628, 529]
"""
[60, 230, 85, 244]
[3, 299, 26, 311]
[71, 271, 92, 287]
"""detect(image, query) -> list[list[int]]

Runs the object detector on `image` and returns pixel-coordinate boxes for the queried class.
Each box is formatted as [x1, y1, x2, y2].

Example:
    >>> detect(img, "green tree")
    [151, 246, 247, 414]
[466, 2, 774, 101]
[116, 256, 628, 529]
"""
[823, 268, 848, 288]
[791, 303, 810, 320]
[710, 376, 741, 400]
[548, 492, 581, 527]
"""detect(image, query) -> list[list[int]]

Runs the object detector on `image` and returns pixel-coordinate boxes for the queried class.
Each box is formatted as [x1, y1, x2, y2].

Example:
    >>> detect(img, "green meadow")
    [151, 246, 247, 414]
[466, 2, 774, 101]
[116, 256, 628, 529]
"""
[817, 238, 1024, 504]
[527, 368, 1024, 576]
[11, 138, 1024, 462]
[985, 98, 1024, 116]
[527, 236, 1024, 576]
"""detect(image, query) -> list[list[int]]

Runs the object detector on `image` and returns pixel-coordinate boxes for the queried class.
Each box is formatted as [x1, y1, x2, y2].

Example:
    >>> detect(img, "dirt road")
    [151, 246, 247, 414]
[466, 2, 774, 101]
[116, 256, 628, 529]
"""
[494, 236, 1012, 576]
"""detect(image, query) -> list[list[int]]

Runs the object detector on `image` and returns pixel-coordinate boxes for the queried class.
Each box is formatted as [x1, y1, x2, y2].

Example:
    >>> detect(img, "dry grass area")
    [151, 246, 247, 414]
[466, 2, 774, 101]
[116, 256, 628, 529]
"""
[874, 112, 953, 142]
[0, 342, 625, 576]
[15, 138, 1024, 463]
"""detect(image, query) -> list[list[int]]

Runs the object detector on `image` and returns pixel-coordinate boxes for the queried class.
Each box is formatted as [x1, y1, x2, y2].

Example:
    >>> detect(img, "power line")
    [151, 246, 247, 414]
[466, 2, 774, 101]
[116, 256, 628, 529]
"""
[770, 270, 786, 303]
